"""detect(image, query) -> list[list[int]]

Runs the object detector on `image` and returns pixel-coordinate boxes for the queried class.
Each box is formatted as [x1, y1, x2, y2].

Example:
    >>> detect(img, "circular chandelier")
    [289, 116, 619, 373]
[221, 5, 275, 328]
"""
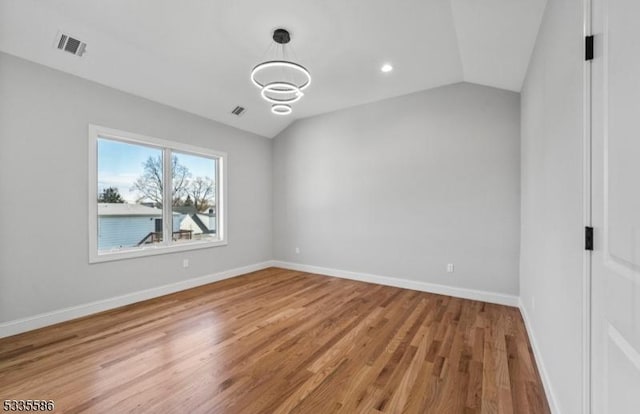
[251, 28, 311, 115]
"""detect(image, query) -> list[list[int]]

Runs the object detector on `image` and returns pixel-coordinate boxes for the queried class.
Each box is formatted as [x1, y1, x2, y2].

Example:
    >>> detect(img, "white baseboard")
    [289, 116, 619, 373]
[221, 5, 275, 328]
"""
[0, 261, 274, 339]
[518, 299, 561, 414]
[272, 260, 519, 307]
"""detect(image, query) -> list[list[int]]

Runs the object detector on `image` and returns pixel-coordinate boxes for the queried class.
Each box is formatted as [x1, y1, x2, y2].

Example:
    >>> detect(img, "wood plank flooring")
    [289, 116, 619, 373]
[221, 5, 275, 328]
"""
[0, 268, 550, 413]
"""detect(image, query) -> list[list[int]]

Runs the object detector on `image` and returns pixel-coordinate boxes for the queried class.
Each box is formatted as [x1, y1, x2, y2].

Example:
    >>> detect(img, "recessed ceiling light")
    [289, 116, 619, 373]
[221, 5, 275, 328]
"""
[381, 63, 393, 73]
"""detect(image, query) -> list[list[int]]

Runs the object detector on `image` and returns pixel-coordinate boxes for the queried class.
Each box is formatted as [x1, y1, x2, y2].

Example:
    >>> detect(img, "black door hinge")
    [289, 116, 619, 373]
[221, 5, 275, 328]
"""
[585, 226, 594, 251]
[586, 35, 594, 61]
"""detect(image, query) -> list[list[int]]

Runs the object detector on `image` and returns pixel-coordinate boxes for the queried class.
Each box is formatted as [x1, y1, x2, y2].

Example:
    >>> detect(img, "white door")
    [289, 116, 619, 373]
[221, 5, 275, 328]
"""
[591, 0, 640, 412]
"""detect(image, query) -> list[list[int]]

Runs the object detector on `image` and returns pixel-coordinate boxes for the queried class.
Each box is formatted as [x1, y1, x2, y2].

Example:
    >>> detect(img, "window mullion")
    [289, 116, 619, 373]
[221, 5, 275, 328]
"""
[217, 157, 223, 241]
[162, 148, 172, 246]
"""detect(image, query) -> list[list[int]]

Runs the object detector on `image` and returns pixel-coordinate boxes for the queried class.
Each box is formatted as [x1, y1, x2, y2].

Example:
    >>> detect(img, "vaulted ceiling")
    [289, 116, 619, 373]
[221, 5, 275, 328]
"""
[0, 0, 547, 137]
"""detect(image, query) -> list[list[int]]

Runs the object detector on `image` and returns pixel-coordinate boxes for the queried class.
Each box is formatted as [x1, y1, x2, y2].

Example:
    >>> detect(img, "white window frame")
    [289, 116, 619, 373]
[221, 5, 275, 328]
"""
[88, 124, 227, 263]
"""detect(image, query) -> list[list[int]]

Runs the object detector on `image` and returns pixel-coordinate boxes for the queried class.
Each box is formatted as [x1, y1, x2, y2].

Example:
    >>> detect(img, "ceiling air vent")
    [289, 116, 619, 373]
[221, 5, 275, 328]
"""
[55, 32, 87, 56]
[231, 106, 246, 116]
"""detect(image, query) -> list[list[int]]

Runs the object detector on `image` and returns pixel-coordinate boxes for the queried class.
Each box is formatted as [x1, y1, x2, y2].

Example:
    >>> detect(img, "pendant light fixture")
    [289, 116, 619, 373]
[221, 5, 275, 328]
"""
[251, 28, 311, 115]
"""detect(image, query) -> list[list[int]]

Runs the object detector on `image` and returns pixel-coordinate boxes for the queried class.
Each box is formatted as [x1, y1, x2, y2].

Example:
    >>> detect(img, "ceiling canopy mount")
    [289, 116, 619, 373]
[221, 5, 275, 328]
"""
[272, 28, 291, 45]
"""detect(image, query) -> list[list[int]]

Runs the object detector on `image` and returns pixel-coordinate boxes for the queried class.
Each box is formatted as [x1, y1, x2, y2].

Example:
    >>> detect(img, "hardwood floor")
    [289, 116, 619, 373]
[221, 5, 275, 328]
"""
[0, 268, 550, 413]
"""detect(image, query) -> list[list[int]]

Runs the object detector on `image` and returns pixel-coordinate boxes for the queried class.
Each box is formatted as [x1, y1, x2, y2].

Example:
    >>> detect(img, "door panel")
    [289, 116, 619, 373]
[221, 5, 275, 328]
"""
[606, 325, 640, 414]
[607, 0, 640, 265]
[591, 0, 640, 413]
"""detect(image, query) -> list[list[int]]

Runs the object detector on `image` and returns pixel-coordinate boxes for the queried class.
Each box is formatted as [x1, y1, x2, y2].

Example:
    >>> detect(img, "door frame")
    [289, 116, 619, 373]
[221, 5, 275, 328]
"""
[582, 0, 593, 412]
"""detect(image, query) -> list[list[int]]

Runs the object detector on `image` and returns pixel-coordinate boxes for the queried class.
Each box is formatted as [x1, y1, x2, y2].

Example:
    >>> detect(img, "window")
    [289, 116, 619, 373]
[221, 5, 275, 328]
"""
[89, 125, 226, 263]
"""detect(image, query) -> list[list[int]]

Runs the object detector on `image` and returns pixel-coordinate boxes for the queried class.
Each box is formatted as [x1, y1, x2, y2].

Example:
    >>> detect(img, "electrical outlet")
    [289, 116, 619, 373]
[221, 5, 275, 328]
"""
[446, 263, 454, 273]
[183, 259, 189, 268]
[295, 247, 300, 254]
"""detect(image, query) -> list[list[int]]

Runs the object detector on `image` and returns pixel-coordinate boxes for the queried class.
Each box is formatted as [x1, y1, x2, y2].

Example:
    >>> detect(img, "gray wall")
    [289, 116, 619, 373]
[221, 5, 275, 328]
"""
[520, 0, 586, 412]
[0, 53, 272, 322]
[273, 83, 521, 295]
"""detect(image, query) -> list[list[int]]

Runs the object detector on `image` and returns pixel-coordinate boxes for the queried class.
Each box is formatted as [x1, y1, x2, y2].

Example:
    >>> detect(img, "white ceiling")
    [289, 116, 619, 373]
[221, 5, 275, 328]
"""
[0, 0, 547, 138]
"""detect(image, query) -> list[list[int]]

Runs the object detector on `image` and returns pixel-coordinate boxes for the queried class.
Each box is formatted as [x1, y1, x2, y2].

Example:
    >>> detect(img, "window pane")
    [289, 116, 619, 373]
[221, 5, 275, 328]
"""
[170, 152, 218, 243]
[97, 138, 164, 252]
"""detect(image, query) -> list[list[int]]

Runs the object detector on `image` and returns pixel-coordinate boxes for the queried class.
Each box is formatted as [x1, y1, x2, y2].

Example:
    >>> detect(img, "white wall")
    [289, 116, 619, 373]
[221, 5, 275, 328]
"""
[273, 83, 521, 295]
[0, 52, 272, 323]
[520, 0, 586, 412]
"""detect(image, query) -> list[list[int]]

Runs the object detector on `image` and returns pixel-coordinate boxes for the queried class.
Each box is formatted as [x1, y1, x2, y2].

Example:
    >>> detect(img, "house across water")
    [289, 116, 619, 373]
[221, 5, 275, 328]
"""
[98, 203, 216, 252]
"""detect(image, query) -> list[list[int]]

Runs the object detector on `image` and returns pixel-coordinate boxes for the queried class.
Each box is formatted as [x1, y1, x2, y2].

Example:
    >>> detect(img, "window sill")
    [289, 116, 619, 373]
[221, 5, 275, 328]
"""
[89, 239, 228, 263]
